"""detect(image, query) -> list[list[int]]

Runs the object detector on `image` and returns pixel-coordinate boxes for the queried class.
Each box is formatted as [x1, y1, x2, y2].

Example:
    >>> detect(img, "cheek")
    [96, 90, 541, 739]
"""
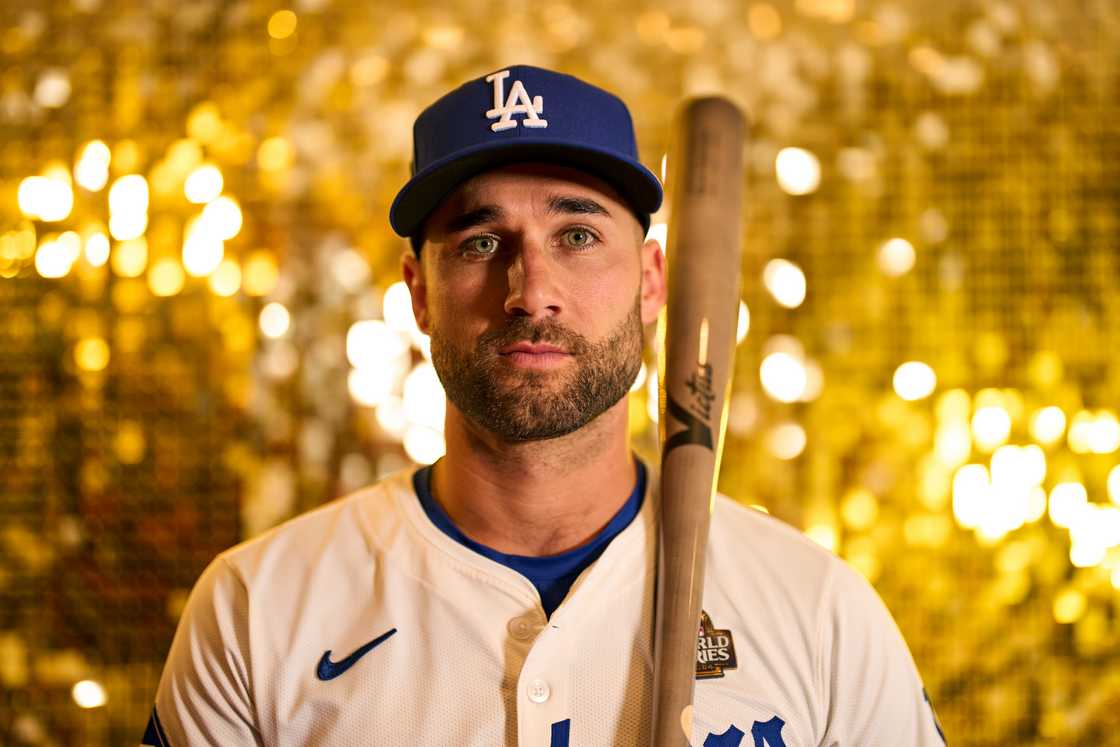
[570, 263, 640, 334]
[425, 275, 498, 340]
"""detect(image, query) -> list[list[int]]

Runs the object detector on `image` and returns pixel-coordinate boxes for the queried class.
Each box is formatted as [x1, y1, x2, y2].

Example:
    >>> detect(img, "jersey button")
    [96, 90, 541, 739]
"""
[527, 678, 551, 704]
[507, 616, 538, 641]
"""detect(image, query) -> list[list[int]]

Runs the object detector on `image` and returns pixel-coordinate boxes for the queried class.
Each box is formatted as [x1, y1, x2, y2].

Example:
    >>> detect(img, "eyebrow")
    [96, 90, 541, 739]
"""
[444, 205, 505, 233]
[442, 195, 612, 235]
[548, 195, 612, 218]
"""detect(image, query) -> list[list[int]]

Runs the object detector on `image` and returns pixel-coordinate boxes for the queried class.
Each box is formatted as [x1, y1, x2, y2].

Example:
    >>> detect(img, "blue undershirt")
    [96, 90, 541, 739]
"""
[413, 459, 646, 618]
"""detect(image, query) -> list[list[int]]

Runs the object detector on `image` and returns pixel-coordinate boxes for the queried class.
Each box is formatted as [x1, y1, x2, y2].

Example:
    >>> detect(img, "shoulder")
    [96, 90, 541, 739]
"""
[707, 494, 842, 594]
[215, 469, 415, 591]
[702, 497, 938, 742]
[704, 495, 903, 657]
[707, 494, 897, 619]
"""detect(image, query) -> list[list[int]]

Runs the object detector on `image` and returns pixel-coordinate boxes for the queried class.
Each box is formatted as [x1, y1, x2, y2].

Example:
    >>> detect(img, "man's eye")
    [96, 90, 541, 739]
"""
[463, 235, 499, 256]
[563, 228, 596, 248]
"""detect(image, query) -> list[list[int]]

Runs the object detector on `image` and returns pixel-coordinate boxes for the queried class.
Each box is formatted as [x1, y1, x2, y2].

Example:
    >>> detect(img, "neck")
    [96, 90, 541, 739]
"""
[429, 399, 638, 556]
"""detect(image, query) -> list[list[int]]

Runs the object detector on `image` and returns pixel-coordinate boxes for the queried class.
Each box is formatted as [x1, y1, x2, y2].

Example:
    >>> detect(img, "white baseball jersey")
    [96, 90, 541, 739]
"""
[145, 468, 946, 746]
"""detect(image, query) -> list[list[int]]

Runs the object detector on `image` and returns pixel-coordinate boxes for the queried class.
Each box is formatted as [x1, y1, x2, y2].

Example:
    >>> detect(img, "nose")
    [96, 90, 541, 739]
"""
[503, 241, 562, 319]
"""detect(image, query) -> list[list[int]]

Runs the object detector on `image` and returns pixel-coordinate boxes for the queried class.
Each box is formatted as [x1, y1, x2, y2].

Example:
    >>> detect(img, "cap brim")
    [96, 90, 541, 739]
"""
[389, 138, 663, 240]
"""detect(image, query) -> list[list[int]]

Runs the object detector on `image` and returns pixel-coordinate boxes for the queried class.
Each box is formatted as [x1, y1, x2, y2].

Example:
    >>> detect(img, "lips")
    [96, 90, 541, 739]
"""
[500, 342, 568, 355]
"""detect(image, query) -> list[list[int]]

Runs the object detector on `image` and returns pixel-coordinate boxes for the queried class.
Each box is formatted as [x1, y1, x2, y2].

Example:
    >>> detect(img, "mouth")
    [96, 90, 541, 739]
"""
[498, 341, 572, 369]
[500, 342, 568, 355]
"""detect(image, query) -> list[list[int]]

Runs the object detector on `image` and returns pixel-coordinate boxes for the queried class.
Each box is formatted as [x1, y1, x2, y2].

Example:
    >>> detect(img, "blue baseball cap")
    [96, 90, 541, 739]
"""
[390, 65, 663, 253]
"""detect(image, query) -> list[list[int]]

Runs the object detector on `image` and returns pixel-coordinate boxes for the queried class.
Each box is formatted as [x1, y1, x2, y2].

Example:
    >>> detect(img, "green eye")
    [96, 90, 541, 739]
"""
[465, 235, 499, 255]
[564, 228, 595, 248]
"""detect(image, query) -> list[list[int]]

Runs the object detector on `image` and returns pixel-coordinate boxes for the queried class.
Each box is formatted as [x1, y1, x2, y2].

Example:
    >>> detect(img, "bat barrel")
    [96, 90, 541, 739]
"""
[652, 96, 746, 746]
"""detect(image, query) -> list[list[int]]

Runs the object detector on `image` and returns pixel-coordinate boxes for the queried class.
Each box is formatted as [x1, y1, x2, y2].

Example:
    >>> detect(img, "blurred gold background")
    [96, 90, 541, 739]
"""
[2, 0, 1119, 744]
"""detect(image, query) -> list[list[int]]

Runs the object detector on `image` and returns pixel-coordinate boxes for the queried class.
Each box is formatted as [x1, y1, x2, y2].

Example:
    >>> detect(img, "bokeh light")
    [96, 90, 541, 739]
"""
[84, 232, 110, 267]
[268, 10, 299, 39]
[893, 361, 937, 401]
[736, 301, 750, 344]
[148, 258, 186, 297]
[1048, 483, 1088, 529]
[74, 140, 111, 191]
[35, 235, 80, 279]
[74, 338, 110, 372]
[258, 137, 295, 172]
[1108, 465, 1120, 506]
[382, 282, 418, 333]
[877, 238, 917, 276]
[759, 351, 807, 403]
[201, 196, 244, 240]
[630, 362, 648, 393]
[18, 174, 73, 222]
[108, 174, 149, 216]
[841, 488, 879, 531]
[1053, 588, 1087, 624]
[243, 251, 279, 296]
[375, 396, 408, 439]
[971, 406, 1012, 452]
[766, 422, 807, 460]
[259, 302, 291, 339]
[775, 147, 821, 195]
[108, 211, 147, 242]
[182, 218, 224, 277]
[35, 70, 71, 108]
[111, 238, 148, 278]
[71, 680, 107, 709]
[402, 363, 446, 431]
[346, 320, 409, 370]
[1030, 406, 1066, 446]
[184, 164, 224, 204]
[208, 259, 242, 297]
[348, 367, 397, 407]
[403, 425, 446, 465]
[747, 3, 782, 39]
[762, 258, 807, 308]
[805, 522, 838, 552]
[952, 463, 990, 530]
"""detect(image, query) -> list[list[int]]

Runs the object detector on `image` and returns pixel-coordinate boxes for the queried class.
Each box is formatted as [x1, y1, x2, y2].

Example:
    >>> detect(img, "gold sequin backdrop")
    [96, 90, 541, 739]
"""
[2, 0, 1118, 743]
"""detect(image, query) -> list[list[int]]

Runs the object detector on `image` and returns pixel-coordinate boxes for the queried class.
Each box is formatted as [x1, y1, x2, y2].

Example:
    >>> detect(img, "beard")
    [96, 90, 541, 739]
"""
[429, 298, 644, 442]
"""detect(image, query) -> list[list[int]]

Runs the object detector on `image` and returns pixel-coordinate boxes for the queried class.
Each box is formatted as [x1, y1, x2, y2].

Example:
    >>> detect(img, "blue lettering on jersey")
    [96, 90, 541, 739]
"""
[750, 716, 788, 746]
[703, 724, 745, 746]
[700, 716, 787, 747]
[556, 715, 786, 746]
[550, 719, 571, 746]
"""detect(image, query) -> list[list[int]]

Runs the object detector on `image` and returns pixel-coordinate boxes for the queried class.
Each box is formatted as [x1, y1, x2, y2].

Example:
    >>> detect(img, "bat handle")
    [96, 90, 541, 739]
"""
[651, 445, 715, 746]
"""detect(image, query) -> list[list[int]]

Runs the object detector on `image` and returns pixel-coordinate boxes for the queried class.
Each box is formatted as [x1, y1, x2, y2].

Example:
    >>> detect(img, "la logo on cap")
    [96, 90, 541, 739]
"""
[485, 69, 548, 132]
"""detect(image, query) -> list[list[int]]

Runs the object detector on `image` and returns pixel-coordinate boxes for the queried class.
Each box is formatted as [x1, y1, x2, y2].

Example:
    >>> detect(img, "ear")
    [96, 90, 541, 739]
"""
[639, 237, 667, 325]
[401, 249, 431, 334]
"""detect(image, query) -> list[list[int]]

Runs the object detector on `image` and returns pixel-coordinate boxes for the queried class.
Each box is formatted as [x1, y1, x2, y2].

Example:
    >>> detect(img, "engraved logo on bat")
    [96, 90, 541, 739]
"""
[665, 360, 715, 454]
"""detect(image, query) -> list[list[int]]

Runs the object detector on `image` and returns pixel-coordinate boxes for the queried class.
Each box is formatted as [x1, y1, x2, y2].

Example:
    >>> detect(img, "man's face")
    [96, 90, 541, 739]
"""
[403, 163, 666, 442]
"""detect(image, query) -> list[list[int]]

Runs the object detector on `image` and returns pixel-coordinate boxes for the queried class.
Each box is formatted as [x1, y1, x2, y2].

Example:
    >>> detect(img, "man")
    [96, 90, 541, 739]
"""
[145, 65, 946, 746]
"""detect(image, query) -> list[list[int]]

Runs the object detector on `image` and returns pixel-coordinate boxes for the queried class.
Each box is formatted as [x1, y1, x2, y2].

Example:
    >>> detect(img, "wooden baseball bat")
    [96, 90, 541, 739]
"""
[652, 97, 746, 746]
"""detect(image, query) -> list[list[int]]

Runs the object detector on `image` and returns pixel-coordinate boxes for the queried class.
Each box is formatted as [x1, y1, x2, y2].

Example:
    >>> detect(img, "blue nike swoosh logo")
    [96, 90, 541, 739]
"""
[316, 627, 398, 681]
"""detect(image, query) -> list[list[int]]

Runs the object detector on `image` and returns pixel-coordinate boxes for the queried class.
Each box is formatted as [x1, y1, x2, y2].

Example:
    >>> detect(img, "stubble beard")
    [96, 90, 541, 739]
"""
[429, 298, 644, 442]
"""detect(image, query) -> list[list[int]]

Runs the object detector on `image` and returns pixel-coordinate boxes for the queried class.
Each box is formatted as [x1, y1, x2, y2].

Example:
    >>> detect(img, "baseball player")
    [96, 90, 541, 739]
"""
[144, 65, 946, 746]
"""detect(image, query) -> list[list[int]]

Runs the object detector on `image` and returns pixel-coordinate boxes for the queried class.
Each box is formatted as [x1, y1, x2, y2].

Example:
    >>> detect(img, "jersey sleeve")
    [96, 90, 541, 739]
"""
[145, 556, 260, 746]
[817, 560, 947, 746]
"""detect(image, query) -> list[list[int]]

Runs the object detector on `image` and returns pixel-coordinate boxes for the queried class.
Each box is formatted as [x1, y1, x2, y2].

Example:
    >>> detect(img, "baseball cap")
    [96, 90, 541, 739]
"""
[390, 65, 663, 253]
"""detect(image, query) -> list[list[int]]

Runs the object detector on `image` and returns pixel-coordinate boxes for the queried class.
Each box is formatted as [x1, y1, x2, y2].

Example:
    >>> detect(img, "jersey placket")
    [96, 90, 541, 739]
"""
[515, 611, 573, 746]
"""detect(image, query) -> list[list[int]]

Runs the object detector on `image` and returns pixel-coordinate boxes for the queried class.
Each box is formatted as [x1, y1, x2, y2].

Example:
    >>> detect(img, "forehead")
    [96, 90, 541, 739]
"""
[428, 162, 632, 224]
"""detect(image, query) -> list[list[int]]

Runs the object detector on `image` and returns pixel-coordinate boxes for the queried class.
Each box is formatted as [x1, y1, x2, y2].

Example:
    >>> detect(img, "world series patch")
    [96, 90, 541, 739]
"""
[696, 610, 738, 679]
